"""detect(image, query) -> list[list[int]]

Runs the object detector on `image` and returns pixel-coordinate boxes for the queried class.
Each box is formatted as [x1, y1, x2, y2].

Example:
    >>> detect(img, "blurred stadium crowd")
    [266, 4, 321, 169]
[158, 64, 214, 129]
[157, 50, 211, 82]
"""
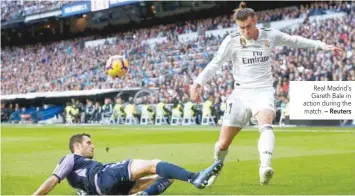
[1, 0, 74, 21]
[1, 1, 354, 125]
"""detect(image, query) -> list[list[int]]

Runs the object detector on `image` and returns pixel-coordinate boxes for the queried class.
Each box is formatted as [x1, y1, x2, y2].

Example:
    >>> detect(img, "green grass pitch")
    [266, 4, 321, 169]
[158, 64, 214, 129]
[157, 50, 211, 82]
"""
[2, 125, 355, 195]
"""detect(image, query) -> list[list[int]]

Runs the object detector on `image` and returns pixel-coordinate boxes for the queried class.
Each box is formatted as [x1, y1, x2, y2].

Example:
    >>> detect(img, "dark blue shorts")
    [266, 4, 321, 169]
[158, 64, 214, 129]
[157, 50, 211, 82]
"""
[95, 159, 135, 195]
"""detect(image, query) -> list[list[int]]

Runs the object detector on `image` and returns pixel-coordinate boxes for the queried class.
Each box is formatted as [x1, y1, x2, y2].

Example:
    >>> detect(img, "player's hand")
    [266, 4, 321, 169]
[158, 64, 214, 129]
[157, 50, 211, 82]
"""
[322, 45, 344, 56]
[190, 83, 201, 102]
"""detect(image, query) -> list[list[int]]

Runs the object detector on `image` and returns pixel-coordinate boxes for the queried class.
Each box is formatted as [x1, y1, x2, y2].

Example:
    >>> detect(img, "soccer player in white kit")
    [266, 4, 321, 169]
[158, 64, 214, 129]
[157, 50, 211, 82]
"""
[190, 2, 343, 186]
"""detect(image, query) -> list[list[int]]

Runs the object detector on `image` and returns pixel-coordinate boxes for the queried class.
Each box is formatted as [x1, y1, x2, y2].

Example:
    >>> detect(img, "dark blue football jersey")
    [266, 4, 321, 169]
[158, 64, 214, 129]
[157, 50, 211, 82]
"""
[53, 154, 134, 195]
[53, 154, 102, 195]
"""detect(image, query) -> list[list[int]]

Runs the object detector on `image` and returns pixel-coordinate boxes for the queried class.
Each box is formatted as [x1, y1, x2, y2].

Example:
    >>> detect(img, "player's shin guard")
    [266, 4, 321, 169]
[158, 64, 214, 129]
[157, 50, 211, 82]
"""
[141, 177, 172, 195]
[214, 142, 228, 162]
[258, 124, 275, 167]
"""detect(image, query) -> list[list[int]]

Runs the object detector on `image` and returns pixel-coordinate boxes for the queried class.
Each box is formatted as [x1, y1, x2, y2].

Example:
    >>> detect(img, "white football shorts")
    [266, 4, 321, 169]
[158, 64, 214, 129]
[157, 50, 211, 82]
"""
[222, 86, 276, 128]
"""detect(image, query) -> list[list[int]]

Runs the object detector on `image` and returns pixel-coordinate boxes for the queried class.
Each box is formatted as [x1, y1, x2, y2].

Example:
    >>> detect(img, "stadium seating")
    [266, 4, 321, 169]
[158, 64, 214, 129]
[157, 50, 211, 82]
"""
[2, 2, 353, 96]
[1, 0, 73, 21]
[1, 2, 354, 126]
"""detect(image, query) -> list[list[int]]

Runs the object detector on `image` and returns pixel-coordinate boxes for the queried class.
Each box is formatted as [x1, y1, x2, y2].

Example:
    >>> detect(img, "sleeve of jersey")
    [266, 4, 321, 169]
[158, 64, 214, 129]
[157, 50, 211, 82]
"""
[52, 154, 75, 183]
[195, 35, 234, 86]
[273, 29, 326, 50]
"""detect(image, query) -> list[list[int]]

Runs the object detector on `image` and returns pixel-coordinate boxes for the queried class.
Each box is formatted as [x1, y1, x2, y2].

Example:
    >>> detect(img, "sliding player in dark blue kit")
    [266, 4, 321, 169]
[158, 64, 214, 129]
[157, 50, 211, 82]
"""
[33, 133, 222, 195]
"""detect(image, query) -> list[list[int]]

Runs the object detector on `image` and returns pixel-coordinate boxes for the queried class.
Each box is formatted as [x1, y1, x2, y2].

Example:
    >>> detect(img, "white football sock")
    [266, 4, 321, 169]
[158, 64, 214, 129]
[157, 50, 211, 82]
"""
[258, 124, 275, 167]
[214, 142, 228, 162]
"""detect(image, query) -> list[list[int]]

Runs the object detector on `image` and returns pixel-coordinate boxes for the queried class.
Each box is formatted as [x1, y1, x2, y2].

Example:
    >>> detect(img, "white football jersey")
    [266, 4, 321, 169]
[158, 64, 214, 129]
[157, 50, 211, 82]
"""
[195, 27, 326, 89]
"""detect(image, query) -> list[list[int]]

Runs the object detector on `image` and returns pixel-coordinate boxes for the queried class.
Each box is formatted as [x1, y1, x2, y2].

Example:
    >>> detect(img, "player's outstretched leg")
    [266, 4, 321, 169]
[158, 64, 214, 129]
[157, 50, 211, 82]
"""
[207, 125, 242, 187]
[129, 159, 223, 195]
[255, 109, 276, 185]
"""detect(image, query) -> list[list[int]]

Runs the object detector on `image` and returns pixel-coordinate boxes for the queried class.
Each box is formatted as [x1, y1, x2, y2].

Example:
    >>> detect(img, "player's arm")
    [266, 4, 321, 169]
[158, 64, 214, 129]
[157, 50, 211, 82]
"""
[34, 154, 74, 195]
[191, 35, 234, 101]
[33, 176, 59, 195]
[195, 35, 234, 87]
[273, 29, 343, 55]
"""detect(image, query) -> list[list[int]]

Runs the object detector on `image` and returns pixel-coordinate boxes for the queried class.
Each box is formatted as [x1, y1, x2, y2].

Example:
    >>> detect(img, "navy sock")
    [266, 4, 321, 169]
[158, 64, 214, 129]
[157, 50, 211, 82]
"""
[142, 177, 172, 195]
[156, 162, 196, 182]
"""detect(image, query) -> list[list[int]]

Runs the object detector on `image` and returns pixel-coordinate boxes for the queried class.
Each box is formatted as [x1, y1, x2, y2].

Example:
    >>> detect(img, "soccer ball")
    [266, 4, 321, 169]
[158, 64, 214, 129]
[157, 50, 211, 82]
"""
[105, 55, 129, 78]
